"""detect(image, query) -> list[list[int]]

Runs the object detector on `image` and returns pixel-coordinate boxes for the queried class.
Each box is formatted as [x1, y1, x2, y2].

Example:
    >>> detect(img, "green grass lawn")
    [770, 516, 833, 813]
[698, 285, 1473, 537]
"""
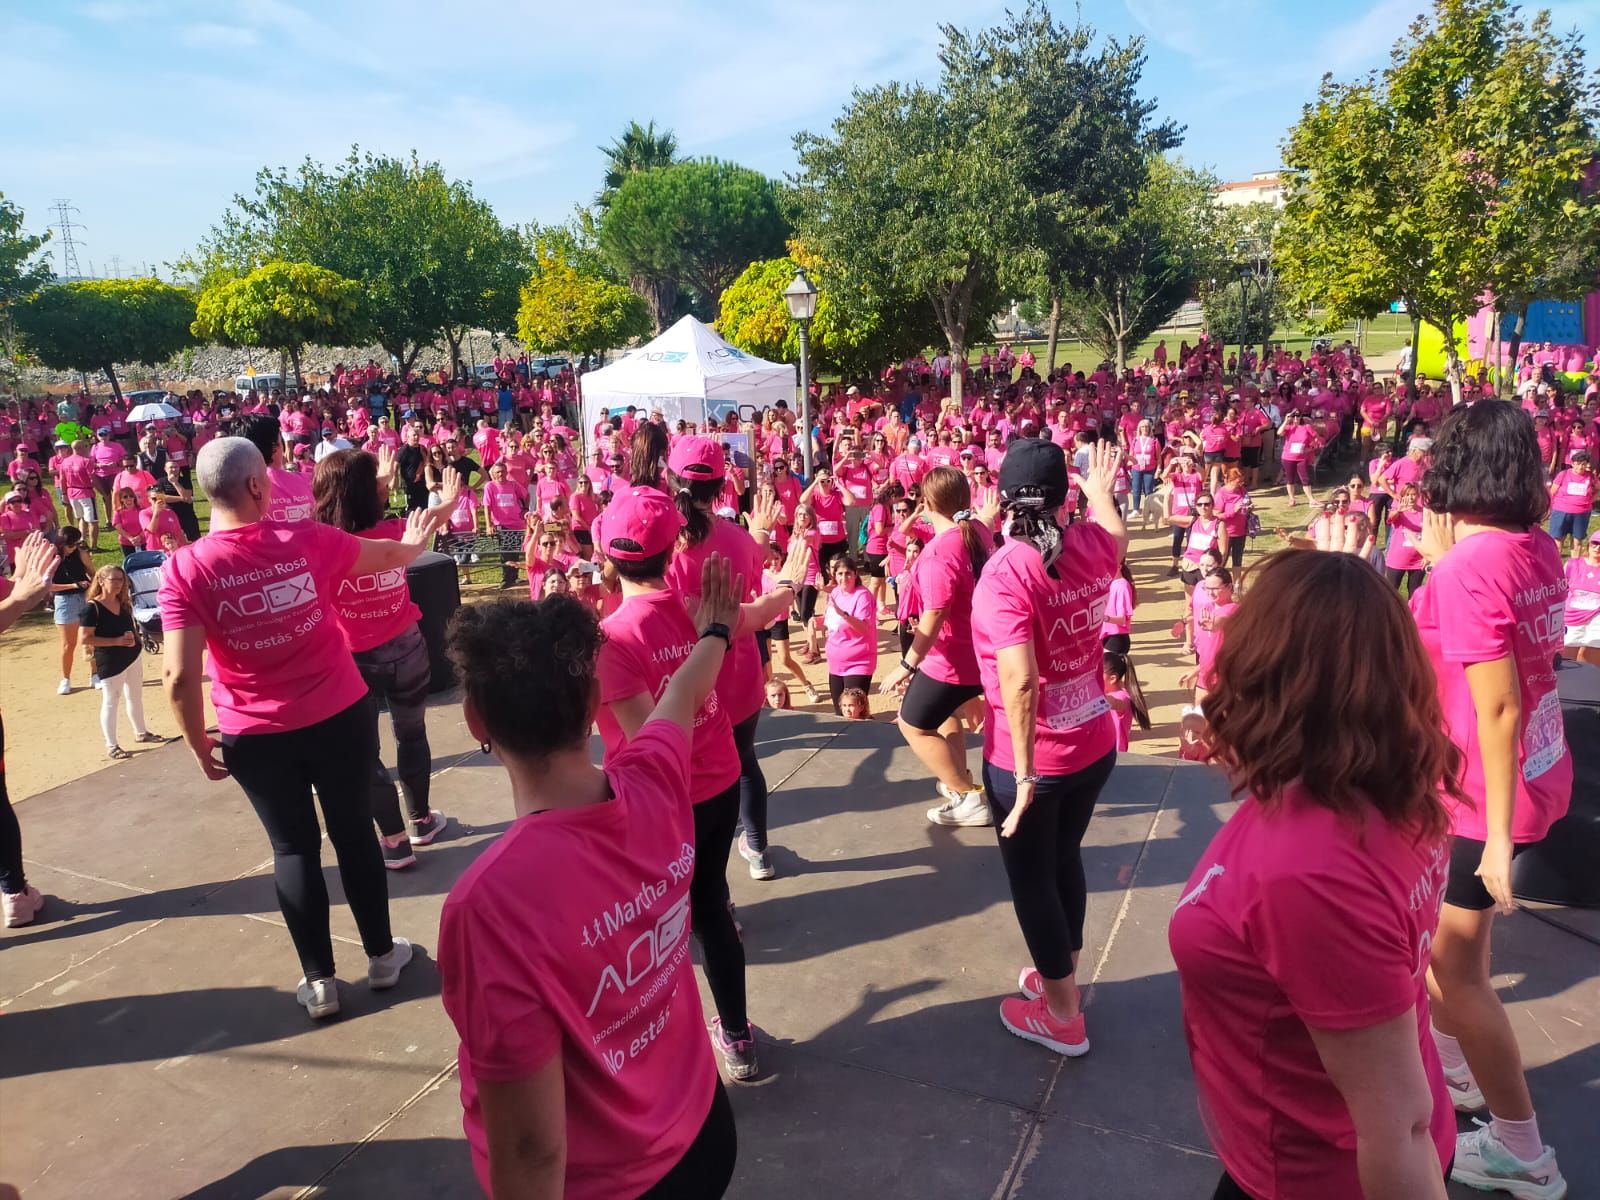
[1002, 314, 1413, 370]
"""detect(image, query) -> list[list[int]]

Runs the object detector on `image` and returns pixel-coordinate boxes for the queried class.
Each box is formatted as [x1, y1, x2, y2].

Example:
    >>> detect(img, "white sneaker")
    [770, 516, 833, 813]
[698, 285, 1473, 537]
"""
[296, 976, 340, 1019]
[1444, 1060, 1485, 1111]
[927, 786, 993, 827]
[1452, 1121, 1567, 1200]
[368, 936, 413, 990]
[57, 678, 71, 695]
[91, 674, 102, 689]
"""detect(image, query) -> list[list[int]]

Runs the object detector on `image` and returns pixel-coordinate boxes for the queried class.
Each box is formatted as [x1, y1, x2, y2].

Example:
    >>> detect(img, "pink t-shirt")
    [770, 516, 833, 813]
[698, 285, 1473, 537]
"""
[139, 505, 185, 548]
[90, 441, 123, 479]
[158, 521, 366, 735]
[824, 584, 878, 676]
[483, 480, 528, 530]
[266, 466, 314, 524]
[812, 488, 847, 541]
[112, 508, 144, 548]
[664, 518, 766, 725]
[331, 519, 422, 653]
[1168, 789, 1453, 1200]
[438, 720, 716, 1200]
[1549, 468, 1595, 514]
[972, 527, 1119, 775]
[1101, 576, 1134, 638]
[1565, 557, 1600, 625]
[597, 589, 740, 803]
[909, 525, 981, 685]
[1410, 529, 1571, 842]
[1193, 600, 1236, 688]
[1384, 508, 1425, 571]
[57, 454, 94, 500]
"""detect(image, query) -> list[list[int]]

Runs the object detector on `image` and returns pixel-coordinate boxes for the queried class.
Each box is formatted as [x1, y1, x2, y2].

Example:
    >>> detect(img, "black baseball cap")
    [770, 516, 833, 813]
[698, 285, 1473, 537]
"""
[998, 438, 1069, 510]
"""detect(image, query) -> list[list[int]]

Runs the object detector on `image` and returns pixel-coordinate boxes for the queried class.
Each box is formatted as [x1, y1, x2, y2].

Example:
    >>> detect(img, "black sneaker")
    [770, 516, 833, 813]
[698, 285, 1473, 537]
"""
[410, 811, 449, 846]
[712, 1019, 760, 1082]
[382, 837, 416, 871]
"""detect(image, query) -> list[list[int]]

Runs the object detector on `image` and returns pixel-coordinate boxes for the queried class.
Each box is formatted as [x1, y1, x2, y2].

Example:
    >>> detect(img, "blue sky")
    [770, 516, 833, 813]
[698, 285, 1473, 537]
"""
[5, 0, 1597, 276]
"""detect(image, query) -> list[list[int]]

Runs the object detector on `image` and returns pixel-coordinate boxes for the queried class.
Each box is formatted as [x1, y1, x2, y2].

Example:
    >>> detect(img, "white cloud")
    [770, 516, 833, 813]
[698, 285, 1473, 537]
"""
[177, 21, 259, 50]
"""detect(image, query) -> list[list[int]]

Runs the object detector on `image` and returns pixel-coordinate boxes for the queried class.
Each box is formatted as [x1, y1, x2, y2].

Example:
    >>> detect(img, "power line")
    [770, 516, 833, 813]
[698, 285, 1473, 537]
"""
[50, 199, 86, 279]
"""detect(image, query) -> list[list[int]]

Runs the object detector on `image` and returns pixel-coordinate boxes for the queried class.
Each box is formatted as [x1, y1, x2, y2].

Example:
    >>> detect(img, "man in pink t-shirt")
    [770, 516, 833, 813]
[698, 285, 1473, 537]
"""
[159, 436, 426, 1019]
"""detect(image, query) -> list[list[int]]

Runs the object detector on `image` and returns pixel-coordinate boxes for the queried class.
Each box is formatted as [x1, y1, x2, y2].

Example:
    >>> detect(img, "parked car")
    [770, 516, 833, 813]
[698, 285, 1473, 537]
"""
[123, 389, 178, 408]
[234, 372, 302, 397]
[472, 363, 501, 383]
[528, 356, 571, 379]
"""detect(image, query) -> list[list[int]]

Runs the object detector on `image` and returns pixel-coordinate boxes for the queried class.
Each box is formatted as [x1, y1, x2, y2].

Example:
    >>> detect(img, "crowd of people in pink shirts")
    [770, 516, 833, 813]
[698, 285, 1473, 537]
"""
[0, 329, 1595, 1200]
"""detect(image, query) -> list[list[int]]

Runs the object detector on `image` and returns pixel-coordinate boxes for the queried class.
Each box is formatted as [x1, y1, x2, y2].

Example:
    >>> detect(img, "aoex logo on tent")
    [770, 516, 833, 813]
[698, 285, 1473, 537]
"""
[630, 351, 688, 363]
[707, 347, 748, 361]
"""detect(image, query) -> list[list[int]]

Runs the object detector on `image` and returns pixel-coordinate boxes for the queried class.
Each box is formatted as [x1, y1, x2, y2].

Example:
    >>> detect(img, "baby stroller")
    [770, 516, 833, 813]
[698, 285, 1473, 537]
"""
[123, 549, 167, 654]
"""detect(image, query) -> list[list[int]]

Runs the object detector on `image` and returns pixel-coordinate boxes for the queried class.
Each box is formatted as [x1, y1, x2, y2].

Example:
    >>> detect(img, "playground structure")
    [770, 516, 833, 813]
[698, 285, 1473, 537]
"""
[1416, 291, 1600, 388]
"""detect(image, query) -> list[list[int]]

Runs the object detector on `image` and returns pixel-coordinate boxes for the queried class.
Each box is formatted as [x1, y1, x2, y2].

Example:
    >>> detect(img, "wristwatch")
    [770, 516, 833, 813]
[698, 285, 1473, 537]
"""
[1018, 774, 1043, 785]
[700, 622, 732, 650]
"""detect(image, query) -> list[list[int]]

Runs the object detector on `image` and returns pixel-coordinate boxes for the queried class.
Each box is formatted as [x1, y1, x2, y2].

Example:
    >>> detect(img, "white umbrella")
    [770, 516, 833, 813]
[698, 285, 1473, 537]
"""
[127, 400, 182, 423]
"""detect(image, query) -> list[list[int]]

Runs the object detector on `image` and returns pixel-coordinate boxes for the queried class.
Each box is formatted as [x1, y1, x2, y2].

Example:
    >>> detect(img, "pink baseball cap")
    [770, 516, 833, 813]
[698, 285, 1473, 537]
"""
[667, 435, 724, 482]
[599, 487, 685, 561]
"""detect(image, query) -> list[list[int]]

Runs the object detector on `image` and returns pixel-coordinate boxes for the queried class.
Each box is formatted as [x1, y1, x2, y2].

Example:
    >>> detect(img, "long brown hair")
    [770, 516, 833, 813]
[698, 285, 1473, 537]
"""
[920, 466, 988, 578]
[312, 449, 384, 533]
[1202, 550, 1461, 840]
[86, 564, 132, 610]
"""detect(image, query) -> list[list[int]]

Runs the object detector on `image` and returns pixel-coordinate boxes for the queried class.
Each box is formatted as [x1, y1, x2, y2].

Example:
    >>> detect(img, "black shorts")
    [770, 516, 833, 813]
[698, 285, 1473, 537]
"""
[862, 551, 887, 578]
[1203, 451, 1225, 465]
[769, 619, 790, 641]
[899, 671, 982, 731]
[1445, 835, 1530, 911]
[573, 529, 593, 548]
[1240, 446, 1262, 468]
[1178, 566, 1204, 587]
[1102, 632, 1131, 655]
[754, 629, 771, 665]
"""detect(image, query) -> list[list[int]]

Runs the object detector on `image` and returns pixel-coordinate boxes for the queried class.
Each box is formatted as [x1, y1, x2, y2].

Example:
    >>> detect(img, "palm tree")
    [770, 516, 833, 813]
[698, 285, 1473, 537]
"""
[596, 120, 679, 209]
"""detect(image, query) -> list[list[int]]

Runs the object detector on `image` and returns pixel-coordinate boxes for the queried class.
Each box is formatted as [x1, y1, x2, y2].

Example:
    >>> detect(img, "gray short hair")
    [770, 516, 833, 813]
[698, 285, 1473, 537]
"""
[197, 436, 266, 509]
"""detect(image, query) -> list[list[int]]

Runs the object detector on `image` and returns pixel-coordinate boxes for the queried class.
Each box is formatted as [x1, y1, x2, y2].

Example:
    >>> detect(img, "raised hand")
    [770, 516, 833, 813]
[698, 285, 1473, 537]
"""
[692, 553, 742, 632]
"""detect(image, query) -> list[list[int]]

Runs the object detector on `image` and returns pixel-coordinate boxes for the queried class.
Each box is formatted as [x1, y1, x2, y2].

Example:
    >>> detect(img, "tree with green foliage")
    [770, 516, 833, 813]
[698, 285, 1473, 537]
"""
[1277, 0, 1600, 402]
[192, 261, 367, 381]
[1060, 157, 1221, 373]
[1, 195, 53, 387]
[599, 158, 789, 329]
[15, 278, 196, 401]
[192, 148, 528, 379]
[945, 2, 1181, 373]
[1202, 201, 1290, 363]
[792, 76, 1025, 403]
[517, 248, 652, 358]
[717, 243, 935, 379]
[596, 120, 680, 210]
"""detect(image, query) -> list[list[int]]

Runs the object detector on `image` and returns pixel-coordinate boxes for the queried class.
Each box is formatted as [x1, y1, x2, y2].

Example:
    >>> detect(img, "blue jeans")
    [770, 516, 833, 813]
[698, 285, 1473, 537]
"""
[1549, 509, 1591, 541]
[1130, 470, 1157, 512]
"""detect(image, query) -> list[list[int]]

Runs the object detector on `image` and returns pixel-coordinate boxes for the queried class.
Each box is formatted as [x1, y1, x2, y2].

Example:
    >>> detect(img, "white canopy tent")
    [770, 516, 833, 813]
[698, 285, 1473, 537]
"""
[579, 316, 796, 435]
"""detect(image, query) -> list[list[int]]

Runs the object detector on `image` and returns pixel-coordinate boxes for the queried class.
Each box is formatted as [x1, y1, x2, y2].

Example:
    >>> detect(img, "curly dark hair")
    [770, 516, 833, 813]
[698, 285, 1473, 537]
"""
[1422, 401, 1549, 528]
[1203, 550, 1461, 841]
[446, 595, 603, 759]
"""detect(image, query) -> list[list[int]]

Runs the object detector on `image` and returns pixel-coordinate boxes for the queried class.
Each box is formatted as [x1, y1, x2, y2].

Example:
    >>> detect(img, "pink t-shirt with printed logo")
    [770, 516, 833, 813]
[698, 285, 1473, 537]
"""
[158, 520, 366, 735]
[438, 720, 716, 1200]
[483, 480, 528, 530]
[1168, 789, 1453, 1200]
[91, 441, 123, 478]
[1410, 529, 1571, 842]
[57, 453, 94, 500]
[972, 526, 1119, 774]
[812, 488, 846, 541]
[331, 518, 423, 653]
[597, 589, 740, 803]
[266, 466, 314, 524]
[1549, 468, 1594, 514]
[909, 525, 982, 685]
[1565, 557, 1600, 626]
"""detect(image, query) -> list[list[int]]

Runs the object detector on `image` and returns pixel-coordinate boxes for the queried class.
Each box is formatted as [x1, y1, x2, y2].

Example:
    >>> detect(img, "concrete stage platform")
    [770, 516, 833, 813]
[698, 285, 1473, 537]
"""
[2, 705, 1595, 1198]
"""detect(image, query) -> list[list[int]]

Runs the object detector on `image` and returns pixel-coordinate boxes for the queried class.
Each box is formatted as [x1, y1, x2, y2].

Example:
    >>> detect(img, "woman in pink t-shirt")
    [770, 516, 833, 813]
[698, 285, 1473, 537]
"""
[1276, 413, 1318, 508]
[1383, 483, 1427, 592]
[439, 572, 741, 1200]
[970, 438, 1125, 1057]
[878, 467, 993, 828]
[159, 437, 426, 1020]
[1545, 449, 1592, 554]
[314, 451, 459, 870]
[1170, 550, 1460, 1200]
[1409, 402, 1571, 1194]
[822, 556, 877, 712]
[593, 487, 801, 1084]
[1562, 529, 1600, 664]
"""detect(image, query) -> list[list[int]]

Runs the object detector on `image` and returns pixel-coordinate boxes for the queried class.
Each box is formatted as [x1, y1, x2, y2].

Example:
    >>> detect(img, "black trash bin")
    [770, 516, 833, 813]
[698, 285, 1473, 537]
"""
[1511, 660, 1600, 908]
[406, 551, 461, 694]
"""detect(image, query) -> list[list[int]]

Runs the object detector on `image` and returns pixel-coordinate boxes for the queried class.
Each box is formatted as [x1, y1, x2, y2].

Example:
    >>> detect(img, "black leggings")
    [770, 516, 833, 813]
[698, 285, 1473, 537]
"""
[1171, 524, 1186, 558]
[798, 585, 819, 624]
[0, 715, 24, 896]
[636, 1080, 737, 1199]
[1102, 633, 1131, 656]
[1385, 565, 1425, 592]
[691, 782, 748, 1037]
[221, 699, 394, 980]
[1368, 492, 1393, 531]
[827, 672, 873, 714]
[353, 624, 433, 837]
[731, 711, 769, 854]
[983, 750, 1117, 979]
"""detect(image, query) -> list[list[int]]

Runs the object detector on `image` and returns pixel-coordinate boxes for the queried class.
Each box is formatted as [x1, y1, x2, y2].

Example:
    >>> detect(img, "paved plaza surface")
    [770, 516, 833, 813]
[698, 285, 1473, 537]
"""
[1, 705, 1594, 1199]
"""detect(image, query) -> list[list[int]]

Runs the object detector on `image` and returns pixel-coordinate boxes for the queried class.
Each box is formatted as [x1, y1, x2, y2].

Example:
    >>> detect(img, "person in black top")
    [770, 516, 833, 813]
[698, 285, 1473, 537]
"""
[396, 423, 429, 512]
[80, 564, 170, 759]
[50, 526, 93, 694]
[153, 460, 202, 542]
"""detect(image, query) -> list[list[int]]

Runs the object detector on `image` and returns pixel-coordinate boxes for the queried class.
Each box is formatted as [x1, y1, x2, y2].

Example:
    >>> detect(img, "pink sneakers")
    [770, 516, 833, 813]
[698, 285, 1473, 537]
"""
[1018, 966, 1044, 1000]
[999, 993, 1090, 1057]
[2, 886, 45, 929]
